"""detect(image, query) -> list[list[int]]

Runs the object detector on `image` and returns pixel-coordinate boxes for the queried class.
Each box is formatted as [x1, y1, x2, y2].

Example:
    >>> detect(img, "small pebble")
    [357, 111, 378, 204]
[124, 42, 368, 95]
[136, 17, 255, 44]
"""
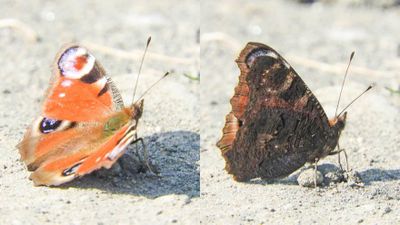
[382, 206, 392, 215]
[297, 167, 323, 187]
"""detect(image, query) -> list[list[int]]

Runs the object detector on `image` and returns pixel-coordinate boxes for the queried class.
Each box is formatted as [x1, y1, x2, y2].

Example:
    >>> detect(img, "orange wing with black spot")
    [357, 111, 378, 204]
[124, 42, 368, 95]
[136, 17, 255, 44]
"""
[17, 44, 141, 186]
[43, 44, 124, 121]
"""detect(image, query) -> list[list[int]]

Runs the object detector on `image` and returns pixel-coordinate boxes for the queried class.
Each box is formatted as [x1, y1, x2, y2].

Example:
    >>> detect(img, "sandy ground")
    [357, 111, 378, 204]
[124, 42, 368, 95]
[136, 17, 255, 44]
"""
[0, 0, 199, 224]
[1, 0, 400, 224]
[200, 0, 399, 224]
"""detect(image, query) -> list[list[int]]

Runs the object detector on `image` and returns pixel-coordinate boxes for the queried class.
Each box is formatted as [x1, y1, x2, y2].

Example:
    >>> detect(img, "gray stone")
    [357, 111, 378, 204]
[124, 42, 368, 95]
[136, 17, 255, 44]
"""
[297, 168, 324, 187]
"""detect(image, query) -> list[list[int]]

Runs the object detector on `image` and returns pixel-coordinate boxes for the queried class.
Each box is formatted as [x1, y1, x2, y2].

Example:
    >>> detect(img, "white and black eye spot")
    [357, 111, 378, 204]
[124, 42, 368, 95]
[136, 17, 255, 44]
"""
[80, 64, 104, 84]
[58, 46, 95, 79]
[39, 118, 62, 134]
[246, 48, 278, 68]
[36, 117, 76, 134]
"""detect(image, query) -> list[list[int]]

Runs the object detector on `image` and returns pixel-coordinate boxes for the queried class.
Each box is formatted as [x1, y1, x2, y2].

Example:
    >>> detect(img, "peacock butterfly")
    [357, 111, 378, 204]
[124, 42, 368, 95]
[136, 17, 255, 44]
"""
[17, 40, 160, 186]
[217, 42, 371, 182]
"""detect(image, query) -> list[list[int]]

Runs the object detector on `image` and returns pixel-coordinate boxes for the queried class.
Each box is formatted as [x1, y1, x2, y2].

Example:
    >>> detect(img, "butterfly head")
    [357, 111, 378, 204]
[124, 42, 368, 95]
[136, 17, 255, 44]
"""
[329, 111, 347, 135]
[323, 112, 347, 155]
[130, 99, 144, 121]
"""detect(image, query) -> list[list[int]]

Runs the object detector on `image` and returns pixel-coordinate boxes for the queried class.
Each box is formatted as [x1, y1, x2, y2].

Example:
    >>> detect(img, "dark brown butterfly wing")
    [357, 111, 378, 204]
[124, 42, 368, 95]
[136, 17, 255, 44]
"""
[217, 42, 341, 182]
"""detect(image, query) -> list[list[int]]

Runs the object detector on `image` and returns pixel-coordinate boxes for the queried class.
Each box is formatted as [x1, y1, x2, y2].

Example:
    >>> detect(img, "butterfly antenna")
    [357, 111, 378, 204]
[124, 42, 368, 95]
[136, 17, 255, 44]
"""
[337, 84, 374, 117]
[132, 36, 151, 103]
[335, 51, 355, 117]
[135, 72, 170, 103]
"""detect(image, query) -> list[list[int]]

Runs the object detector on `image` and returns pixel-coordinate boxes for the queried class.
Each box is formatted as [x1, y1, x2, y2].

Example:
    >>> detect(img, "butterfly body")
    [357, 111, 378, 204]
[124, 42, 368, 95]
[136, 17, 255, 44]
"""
[18, 44, 143, 186]
[217, 42, 346, 182]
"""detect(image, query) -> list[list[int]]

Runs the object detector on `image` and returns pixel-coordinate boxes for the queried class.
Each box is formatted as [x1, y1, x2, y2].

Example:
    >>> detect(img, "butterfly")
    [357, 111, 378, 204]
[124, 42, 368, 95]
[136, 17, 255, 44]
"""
[217, 42, 352, 182]
[18, 41, 156, 186]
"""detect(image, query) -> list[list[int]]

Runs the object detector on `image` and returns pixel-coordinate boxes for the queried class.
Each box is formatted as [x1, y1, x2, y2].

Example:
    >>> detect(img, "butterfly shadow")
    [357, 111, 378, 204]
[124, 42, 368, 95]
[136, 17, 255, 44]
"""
[61, 130, 200, 199]
[244, 170, 306, 186]
[246, 164, 400, 187]
[242, 164, 334, 186]
[358, 168, 400, 185]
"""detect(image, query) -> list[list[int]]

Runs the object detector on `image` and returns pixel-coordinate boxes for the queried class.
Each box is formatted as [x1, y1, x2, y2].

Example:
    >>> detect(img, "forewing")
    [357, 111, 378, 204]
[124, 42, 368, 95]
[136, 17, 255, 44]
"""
[43, 44, 124, 122]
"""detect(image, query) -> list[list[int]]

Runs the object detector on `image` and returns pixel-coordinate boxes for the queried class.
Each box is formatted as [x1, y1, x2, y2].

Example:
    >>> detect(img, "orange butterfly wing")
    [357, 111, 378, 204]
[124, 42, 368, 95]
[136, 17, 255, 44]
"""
[27, 120, 137, 186]
[42, 44, 123, 121]
[17, 44, 142, 186]
[44, 77, 112, 121]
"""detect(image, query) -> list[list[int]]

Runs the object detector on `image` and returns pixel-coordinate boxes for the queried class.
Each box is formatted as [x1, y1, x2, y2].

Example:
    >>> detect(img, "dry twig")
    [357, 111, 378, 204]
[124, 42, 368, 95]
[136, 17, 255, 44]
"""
[0, 18, 39, 42]
[81, 41, 193, 65]
[201, 32, 241, 50]
[286, 54, 394, 78]
[202, 31, 397, 79]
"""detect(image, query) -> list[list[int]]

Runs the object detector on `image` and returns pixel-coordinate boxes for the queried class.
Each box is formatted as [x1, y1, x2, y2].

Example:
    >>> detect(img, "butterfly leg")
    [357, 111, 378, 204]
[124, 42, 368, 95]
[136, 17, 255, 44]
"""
[329, 143, 350, 172]
[314, 157, 319, 188]
[131, 137, 159, 176]
[337, 143, 345, 171]
[341, 147, 349, 172]
[133, 133, 140, 157]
